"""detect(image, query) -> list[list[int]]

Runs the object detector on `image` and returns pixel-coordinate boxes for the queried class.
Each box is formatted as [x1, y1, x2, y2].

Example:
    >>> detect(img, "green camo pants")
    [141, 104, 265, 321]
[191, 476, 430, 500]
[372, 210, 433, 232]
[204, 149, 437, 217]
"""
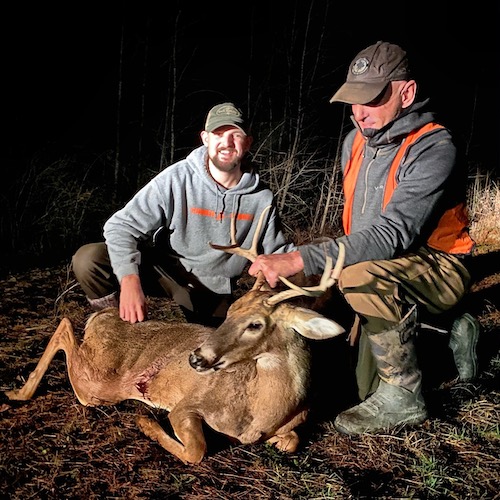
[338, 246, 472, 400]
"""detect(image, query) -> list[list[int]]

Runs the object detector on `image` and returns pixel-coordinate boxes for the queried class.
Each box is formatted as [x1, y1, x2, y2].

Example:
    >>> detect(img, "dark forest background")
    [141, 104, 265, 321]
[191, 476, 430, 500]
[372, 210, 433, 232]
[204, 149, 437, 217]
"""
[1, 1, 497, 277]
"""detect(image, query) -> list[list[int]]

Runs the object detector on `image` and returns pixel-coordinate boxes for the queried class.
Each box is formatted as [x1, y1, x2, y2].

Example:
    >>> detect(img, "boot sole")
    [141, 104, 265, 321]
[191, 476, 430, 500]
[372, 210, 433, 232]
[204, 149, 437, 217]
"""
[334, 411, 428, 435]
[451, 313, 480, 381]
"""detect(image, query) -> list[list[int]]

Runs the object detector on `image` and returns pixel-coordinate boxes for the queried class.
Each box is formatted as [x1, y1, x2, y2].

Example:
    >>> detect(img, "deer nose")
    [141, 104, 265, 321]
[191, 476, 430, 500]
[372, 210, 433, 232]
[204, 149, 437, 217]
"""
[189, 350, 208, 371]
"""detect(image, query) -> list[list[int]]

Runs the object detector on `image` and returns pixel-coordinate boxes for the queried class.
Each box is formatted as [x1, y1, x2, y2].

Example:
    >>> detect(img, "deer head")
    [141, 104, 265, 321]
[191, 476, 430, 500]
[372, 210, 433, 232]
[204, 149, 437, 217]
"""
[190, 205, 346, 373]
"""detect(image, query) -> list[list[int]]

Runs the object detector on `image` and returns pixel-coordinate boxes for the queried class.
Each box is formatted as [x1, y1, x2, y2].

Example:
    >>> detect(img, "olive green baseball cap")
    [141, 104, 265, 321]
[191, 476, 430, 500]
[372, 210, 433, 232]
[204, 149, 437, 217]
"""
[330, 41, 411, 105]
[204, 102, 247, 134]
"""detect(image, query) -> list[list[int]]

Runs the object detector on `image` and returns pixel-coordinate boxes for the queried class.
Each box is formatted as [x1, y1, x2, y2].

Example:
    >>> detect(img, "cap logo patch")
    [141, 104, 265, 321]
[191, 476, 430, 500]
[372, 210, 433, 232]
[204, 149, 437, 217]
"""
[351, 57, 369, 75]
[215, 105, 241, 117]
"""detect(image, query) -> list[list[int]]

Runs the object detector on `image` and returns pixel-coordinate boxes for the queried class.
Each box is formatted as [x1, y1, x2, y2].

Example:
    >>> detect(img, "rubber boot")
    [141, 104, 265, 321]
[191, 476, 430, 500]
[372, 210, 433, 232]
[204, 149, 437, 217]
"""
[356, 327, 380, 400]
[87, 292, 119, 311]
[335, 306, 428, 435]
[449, 313, 480, 381]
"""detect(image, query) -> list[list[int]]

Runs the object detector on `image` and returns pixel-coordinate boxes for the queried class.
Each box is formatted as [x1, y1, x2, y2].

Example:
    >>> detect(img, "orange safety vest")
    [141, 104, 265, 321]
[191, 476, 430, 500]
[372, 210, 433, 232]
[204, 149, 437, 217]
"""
[342, 123, 475, 254]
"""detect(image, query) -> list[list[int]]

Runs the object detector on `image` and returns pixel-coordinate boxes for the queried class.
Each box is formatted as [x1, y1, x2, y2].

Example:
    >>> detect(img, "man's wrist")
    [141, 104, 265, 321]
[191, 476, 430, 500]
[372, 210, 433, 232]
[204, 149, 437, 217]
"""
[120, 274, 141, 285]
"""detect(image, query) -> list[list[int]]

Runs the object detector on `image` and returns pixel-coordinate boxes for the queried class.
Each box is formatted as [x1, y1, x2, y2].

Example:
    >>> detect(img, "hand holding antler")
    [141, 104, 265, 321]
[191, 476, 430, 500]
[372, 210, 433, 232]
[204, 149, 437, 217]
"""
[210, 205, 345, 302]
[267, 242, 345, 305]
[209, 204, 304, 287]
[248, 251, 304, 288]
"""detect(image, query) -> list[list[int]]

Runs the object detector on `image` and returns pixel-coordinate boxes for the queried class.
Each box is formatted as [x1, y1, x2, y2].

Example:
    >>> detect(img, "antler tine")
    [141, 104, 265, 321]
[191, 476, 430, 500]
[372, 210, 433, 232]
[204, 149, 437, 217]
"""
[266, 242, 345, 306]
[209, 205, 272, 263]
[331, 240, 345, 281]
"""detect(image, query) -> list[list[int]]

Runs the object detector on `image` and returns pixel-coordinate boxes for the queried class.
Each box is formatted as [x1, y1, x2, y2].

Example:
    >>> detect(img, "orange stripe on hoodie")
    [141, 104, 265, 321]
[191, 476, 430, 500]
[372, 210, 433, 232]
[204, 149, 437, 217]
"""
[190, 207, 253, 221]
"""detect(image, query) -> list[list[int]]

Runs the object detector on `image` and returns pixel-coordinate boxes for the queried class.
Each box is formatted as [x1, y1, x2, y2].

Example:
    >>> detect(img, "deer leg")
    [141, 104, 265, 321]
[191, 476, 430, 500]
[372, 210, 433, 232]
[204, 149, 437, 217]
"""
[265, 409, 309, 453]
[5, 318, 78, 401]
[266, 430, 300, 453]
[137, 409, 207, 465]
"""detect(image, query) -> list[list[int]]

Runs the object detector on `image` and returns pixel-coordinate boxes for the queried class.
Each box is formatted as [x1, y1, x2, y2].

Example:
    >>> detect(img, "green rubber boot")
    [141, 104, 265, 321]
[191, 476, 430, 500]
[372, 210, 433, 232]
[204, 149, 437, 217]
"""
[449, 313, 480, 381]
[335, 307, 428, 435]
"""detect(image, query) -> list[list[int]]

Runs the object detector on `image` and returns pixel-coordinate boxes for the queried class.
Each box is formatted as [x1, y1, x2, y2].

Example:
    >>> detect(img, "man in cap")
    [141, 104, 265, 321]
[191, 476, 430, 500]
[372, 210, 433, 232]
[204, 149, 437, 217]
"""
[248, 41, 479, 434]
[72, 102, 294, 325]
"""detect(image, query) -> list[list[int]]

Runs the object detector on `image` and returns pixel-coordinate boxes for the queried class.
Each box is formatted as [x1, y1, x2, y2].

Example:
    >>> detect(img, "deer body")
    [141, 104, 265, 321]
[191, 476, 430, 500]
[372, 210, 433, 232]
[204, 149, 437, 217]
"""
[6, 207, 346, 464]
[6, 292, 344, 464]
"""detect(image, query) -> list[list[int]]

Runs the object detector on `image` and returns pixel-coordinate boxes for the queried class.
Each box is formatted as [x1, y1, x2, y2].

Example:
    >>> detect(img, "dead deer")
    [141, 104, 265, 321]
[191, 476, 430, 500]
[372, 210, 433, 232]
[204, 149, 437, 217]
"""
[5, 207, 345, 465]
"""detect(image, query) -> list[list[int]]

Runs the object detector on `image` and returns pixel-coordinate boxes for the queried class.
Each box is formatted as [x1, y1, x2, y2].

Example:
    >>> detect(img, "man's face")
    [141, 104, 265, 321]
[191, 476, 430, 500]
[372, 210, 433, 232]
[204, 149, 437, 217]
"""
[202, 126, 252, 172]
[351, 80, 414, 134]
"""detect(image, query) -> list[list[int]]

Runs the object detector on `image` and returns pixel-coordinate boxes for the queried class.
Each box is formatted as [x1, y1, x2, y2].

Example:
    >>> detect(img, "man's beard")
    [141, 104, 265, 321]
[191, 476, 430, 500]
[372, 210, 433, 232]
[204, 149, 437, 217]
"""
[210, 152, 239, 172]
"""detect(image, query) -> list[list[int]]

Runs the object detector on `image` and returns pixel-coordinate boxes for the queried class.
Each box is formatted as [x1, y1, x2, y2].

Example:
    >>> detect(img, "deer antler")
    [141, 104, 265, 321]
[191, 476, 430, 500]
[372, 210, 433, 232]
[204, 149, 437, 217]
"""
[209, 205, 272, 289]
[265, 242, 345, 306]
[209, 205, 272, 262]
[210, 206, 345, 301]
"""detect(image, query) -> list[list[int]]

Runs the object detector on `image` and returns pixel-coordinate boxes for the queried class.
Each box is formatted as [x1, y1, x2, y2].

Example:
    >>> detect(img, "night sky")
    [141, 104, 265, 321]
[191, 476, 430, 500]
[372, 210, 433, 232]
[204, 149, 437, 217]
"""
[3, 2, 498, 171]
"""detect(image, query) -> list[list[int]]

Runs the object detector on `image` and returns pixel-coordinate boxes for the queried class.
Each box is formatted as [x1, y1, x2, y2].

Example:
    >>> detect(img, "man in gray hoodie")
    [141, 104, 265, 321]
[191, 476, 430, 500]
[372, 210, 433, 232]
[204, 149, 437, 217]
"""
[248, 42, 480, 434]
[72, 102, 293, 326]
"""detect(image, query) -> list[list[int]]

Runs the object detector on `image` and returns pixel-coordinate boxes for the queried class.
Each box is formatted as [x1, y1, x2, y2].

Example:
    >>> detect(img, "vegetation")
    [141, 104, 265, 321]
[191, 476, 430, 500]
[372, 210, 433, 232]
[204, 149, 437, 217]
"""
[1, 5, 498, 498]
[0, 228, 498, 499]
[0, 159, 498, 499]
[1, 4, 496, 273]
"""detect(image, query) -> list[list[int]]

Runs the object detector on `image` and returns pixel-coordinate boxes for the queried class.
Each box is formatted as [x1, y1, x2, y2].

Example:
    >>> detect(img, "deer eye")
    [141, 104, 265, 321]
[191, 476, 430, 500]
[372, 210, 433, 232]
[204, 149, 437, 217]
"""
[246, 321, 263, 332]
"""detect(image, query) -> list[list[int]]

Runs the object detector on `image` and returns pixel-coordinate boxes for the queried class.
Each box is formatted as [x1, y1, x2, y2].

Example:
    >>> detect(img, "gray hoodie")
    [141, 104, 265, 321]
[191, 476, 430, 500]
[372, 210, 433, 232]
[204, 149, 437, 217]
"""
[299, 99, 469, 276]
[104, 145, 294, 294]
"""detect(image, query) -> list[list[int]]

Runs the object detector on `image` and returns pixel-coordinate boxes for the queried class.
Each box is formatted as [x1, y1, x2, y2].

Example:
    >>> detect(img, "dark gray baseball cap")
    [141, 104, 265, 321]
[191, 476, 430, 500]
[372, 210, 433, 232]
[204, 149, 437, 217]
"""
[204, 102, 247, 134]
[330, 41, 411, 105]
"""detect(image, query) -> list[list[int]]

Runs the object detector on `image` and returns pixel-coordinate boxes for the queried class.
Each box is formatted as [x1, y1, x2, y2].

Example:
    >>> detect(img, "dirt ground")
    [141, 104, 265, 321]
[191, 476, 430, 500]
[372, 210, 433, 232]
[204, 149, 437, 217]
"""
[0, 247, 499, 499]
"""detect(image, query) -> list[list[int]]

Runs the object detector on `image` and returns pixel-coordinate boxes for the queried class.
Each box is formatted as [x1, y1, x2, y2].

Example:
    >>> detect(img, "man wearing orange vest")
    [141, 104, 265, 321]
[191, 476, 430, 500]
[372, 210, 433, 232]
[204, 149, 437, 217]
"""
[249, 41, 479, 434]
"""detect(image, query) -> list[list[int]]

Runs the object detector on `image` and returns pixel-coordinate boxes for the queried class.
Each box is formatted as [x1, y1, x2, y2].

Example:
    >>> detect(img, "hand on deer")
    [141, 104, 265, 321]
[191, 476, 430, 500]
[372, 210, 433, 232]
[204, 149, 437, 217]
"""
[248, 251, 305, 288]
[119, 274, 148, 323]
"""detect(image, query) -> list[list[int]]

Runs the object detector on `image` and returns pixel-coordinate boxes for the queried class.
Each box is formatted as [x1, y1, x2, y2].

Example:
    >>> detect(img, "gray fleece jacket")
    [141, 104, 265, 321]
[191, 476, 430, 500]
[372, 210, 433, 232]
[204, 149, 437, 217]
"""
[103, 145, 294, 294]
[299, 99, 470, 276]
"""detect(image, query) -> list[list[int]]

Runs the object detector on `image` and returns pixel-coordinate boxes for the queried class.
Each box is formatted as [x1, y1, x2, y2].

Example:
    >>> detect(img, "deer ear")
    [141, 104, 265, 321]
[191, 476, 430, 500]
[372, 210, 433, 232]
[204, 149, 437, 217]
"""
[276, 305, 345, 340]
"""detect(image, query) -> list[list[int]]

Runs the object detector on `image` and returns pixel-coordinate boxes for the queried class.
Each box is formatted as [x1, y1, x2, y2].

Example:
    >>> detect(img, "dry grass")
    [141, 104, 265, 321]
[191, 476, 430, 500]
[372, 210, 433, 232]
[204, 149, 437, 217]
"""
[469, 170, 500, 247]
[1, 249, 499, 499]
[1, 172, 499, 499]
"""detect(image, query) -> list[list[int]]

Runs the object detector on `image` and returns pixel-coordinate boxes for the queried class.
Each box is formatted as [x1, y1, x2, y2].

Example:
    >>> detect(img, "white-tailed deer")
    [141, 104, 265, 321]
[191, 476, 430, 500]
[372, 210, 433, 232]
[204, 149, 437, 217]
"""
[5, 207, 345, 464]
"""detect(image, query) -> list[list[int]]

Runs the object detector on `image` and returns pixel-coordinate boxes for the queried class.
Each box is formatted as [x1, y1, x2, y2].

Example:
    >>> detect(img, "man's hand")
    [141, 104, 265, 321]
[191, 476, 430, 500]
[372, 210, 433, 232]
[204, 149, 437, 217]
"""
[119, 274, 148, 323]
[248, 251, 304, 288]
